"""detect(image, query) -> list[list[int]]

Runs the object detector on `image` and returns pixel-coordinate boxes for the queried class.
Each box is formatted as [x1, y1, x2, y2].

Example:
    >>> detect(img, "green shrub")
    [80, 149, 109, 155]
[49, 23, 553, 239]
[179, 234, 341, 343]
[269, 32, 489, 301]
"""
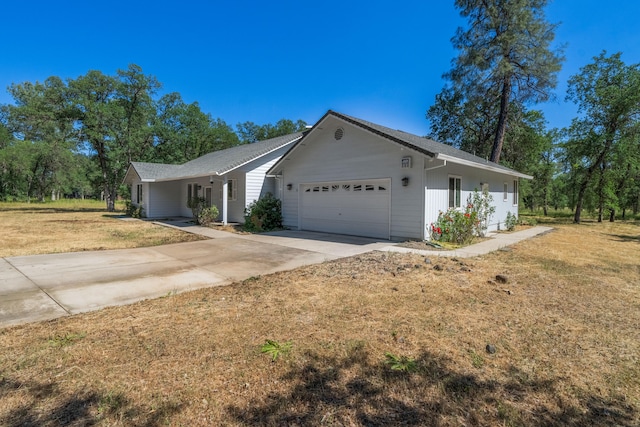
[187, 197, 219, 226]
[198, 206, 219, 226]
[244, 193, 282, 232]
[125, 201, 144, 218]
[429, 208, 478, 245]
[505, 211, 517, 231]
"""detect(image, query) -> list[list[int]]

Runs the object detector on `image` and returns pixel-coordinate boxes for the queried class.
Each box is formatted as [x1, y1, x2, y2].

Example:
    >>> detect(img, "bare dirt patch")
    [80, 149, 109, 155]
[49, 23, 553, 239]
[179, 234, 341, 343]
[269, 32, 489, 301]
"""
[0, 221, 639, 425]
[0, 200, 205, 257]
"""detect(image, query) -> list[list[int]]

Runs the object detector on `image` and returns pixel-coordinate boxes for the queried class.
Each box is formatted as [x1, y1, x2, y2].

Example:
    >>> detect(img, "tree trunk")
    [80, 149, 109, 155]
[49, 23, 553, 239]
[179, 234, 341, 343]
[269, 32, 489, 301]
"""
[574, 180, 588, 224]
[573, 139, 614, 223]
[490, 76, 512, 164]
[597, 163, 607, 222]
[609, 209, 615, 222]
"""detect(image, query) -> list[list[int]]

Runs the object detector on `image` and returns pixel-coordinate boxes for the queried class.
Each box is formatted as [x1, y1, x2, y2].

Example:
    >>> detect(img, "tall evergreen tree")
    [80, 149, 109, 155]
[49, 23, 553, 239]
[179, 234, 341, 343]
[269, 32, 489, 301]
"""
[429, 0, 563, 163]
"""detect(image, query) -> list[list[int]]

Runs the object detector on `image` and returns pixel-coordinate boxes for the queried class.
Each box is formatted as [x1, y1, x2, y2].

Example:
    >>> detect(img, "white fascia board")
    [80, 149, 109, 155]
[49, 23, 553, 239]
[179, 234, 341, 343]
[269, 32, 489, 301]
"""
[435, 153, 533, 180]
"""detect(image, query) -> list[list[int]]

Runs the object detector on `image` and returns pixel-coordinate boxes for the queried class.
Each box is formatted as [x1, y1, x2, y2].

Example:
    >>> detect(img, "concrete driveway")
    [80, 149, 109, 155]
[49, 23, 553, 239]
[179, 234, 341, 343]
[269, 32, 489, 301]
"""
[0, 229, 392, 328]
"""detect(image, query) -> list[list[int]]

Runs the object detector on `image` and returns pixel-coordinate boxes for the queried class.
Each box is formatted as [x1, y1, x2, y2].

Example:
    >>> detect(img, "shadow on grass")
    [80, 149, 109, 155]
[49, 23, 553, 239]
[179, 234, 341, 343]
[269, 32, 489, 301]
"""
[227, 349, 637, 426]
[609, 233, 640, 243]
[0, 376, 182, 427]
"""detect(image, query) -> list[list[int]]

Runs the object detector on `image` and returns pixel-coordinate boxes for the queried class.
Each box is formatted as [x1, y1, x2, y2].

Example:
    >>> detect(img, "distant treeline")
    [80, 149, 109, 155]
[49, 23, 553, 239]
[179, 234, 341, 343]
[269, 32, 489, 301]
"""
[0, 64, 306, 210]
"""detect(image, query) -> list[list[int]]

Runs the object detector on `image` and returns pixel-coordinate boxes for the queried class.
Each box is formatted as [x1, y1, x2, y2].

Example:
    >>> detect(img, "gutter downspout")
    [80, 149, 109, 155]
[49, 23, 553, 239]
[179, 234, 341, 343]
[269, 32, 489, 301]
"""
[424, 160, 447, 171]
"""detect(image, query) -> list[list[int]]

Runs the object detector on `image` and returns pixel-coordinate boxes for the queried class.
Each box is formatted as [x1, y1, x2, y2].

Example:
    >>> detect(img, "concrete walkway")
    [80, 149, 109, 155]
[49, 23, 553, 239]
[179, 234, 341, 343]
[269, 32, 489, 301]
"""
[0, 221, 551, 328]
[385, 226, 554, 258]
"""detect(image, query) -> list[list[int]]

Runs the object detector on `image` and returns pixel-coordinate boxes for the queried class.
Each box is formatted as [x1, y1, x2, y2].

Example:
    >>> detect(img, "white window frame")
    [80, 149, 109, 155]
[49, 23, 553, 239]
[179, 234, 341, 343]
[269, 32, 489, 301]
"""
[503, 182, 508, 202]
[136, 184, 143, 204]
[448, 176, 462, 209]
[513, 179, 519, 206]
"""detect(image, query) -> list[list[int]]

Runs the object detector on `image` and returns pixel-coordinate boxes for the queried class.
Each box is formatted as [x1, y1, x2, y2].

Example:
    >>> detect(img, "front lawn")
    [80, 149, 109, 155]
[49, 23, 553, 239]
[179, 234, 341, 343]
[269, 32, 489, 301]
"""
[1, 220, 638, 425]
[0, 200, 204, 257]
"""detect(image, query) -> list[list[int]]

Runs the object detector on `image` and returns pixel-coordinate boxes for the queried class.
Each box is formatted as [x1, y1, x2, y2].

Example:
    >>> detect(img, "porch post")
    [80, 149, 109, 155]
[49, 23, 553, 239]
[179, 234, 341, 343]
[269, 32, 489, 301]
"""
[222, 176, 228, 225]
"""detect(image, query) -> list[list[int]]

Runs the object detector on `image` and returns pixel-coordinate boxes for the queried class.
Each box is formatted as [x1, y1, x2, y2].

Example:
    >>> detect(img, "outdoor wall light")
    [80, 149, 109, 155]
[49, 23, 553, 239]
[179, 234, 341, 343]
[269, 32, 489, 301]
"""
[287, 183, 293, 190]
[402, 177, 409, 187]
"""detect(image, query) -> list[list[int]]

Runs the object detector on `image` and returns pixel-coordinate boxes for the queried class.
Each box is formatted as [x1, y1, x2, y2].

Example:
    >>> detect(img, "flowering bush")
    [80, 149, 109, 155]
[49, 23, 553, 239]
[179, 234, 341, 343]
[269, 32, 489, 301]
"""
[429, 206, 479, 245]
[429, 189, 495, 244]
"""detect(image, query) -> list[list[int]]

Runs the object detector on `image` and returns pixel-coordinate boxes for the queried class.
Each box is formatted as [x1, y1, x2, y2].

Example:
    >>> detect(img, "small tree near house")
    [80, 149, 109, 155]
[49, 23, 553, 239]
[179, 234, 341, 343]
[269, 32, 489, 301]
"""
[187, 197, 219, 226]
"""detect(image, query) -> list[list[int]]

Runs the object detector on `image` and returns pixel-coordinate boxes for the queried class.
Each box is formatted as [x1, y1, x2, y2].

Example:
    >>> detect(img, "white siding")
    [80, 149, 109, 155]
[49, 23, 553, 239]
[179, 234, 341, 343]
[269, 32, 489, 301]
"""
[146, 181, 182, 218]
[240, 148, 287, 206]
[278, 117, 424, 240]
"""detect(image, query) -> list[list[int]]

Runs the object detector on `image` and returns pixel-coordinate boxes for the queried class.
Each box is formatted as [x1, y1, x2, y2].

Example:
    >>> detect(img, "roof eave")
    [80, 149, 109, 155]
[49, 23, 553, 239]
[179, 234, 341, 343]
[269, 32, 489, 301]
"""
[435, 154, 533, 179]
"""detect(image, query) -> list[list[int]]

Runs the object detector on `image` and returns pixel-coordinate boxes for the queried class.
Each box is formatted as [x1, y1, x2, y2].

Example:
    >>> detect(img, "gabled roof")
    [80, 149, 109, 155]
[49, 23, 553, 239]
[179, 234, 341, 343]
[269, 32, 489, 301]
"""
[124, 132, 304, 183]
[268, 110, 532, 179]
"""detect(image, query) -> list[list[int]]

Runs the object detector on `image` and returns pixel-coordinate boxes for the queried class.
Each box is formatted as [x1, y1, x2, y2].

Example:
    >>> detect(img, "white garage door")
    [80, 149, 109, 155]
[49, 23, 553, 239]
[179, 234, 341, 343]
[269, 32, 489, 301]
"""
[300, 179, 390, 239]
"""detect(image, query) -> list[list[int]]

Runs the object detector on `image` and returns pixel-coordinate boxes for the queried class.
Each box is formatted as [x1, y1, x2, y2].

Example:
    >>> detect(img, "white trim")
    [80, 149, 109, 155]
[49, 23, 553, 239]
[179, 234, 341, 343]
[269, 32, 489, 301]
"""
[436, 153, 533, 179]
[222, 177, 228, 225]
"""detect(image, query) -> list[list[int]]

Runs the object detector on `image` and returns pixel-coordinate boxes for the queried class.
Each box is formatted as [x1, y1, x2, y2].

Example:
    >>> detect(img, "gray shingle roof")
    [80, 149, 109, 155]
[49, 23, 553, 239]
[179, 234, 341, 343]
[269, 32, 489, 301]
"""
[128, 132, 303, 182]
[328, 111, 530, 178]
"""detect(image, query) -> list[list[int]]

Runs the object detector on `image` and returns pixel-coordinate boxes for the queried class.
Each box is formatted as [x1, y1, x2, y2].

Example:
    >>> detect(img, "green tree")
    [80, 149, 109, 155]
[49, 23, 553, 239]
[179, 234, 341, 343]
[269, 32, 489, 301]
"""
[69, 65, 160, 211]
[3, 77, 78, 201]
[154, 93, 239, 163]
[430, 0, 563, 163]
[236, 119, 307, 143]
[563, 52, 640, 223]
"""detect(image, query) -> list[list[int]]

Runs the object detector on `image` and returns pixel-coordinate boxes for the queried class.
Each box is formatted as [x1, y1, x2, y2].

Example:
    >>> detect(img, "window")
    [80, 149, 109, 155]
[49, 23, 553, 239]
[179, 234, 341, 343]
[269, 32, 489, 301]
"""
[227, 179, 237, 201]
[449, 176, 461, 208]
[187, 183, 199, 203]
[136, 184, 143, 204]
[513, 180, 519, 205]
[503, 182, 508, 202]
[204, 187, 212, 207]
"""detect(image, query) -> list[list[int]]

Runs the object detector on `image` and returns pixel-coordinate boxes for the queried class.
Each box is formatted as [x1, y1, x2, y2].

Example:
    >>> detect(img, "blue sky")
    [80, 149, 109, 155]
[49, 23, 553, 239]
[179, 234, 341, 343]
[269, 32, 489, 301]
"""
[2, 1, 639, 137]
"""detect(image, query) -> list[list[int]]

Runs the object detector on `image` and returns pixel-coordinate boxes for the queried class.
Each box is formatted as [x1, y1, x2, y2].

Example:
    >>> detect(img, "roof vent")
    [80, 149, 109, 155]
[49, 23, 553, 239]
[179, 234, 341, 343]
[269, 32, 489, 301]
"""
[334, 127, 344, 141]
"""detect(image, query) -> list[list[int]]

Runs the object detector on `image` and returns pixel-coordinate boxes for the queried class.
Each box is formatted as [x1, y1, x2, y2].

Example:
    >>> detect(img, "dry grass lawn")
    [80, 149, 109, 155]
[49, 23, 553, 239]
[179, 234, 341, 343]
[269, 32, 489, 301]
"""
[0, 200, 203, 257]
[0, 213, 639, 426]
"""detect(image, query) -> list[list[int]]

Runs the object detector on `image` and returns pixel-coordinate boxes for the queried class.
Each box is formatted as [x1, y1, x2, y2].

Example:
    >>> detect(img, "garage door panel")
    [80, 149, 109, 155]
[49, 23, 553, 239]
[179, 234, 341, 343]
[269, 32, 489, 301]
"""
[300, 179, 390, 239]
